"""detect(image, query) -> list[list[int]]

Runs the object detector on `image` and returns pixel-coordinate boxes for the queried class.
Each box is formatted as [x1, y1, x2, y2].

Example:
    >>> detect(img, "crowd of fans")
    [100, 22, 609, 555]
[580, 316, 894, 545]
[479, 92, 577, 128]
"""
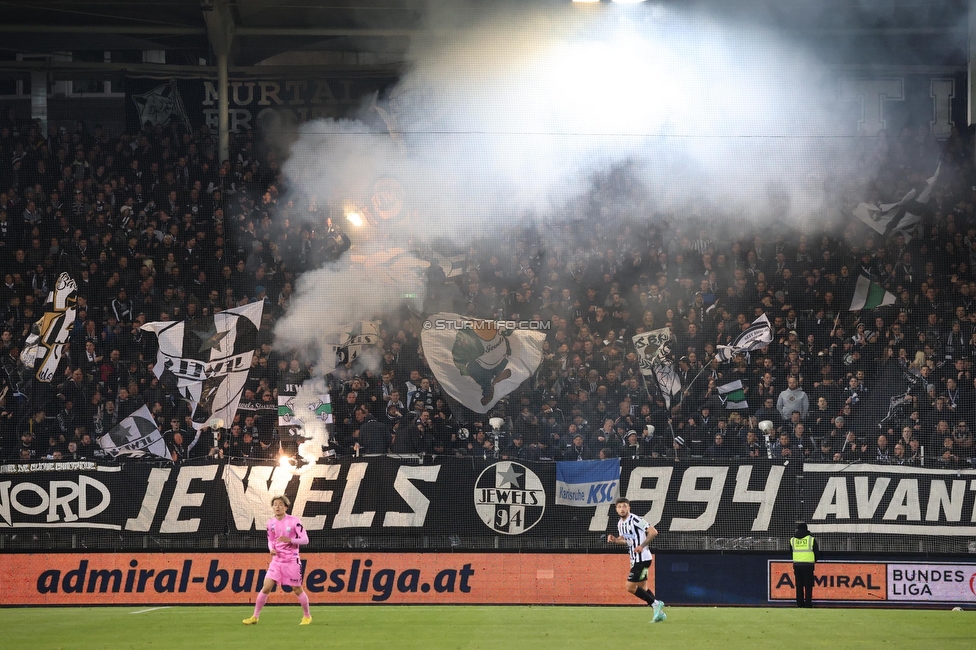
[0, 106, 974, 469]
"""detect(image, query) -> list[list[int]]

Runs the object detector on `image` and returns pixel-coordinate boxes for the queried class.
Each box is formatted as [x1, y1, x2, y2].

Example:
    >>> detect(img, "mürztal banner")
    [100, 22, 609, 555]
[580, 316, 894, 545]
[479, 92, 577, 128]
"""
[125, 72, 967, 139]
[125, 76, 398, 132]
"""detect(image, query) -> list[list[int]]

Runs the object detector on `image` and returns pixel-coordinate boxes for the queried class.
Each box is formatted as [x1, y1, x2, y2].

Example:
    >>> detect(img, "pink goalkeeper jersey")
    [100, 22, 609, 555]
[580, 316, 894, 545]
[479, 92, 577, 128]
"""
[267, 514, 308, 562]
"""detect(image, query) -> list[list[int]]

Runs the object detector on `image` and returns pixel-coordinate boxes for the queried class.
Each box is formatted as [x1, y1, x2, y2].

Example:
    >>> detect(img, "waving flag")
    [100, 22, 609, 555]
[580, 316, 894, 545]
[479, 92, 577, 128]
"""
[852, 165, 939, 243]
[422, 312, 545, 414]
[715, 314, 773, 363]
[718, 380, 748, 410]
[633, 327, 681, 407]
[20, 272, 77, 382]
[97, 405, 169, 459]
[279, 381, 333, 428]
[653, 361, 683, 409]
[849, 274, 896, 311]
[313, 321, 382, 375]
[347, 247, 430, 290]
[555, 458, 620, 507]
[632, 327, 672, 377]
[141, 302, 263, 430]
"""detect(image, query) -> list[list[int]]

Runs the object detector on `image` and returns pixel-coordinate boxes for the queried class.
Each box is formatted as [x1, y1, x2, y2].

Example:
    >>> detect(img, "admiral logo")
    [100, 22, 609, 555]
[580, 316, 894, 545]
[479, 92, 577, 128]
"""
[769, 561, 976, 603]
[474, 462, 546, 535]
[768, 562, 886, 602]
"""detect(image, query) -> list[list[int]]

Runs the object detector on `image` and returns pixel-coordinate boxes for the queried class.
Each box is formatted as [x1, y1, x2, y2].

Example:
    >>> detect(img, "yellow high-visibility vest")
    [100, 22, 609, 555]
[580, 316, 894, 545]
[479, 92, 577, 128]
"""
[790, 535, 815, 563]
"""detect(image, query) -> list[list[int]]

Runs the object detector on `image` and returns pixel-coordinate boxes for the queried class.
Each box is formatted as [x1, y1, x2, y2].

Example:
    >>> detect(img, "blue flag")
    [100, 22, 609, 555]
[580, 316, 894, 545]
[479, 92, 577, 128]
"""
[555, 459, 621, 507]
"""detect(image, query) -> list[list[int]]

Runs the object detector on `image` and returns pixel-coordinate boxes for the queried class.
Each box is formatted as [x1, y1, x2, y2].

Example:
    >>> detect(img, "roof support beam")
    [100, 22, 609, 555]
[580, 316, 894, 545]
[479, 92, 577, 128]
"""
[0, 25, 205, 35]
[203, 0, 236, 162]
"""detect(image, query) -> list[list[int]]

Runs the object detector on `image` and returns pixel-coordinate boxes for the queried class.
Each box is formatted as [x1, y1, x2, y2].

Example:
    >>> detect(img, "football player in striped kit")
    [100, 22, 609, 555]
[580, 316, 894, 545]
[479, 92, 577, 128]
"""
[607, 497, 666, 623]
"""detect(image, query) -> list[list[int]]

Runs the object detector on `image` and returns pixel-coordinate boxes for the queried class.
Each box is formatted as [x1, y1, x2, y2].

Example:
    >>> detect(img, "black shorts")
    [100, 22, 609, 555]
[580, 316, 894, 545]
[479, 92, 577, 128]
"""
[627, 560, 652, 583]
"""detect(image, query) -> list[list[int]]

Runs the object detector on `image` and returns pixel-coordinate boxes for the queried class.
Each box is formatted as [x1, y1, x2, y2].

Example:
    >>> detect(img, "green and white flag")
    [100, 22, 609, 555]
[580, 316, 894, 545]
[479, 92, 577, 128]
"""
[279, 381, 333, 428]
[849, 275, 896, 311]
[718, 380, 748, 410]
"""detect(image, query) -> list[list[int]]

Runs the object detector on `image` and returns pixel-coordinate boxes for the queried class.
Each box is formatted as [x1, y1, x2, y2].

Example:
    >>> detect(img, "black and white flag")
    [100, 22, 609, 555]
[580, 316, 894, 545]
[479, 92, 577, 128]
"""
[715, 314, 773, 363]
[130, 81, 191, 129]
[20, 272, 77, 382]
[852, 165, 939, 243]
[632, 327, 672, 377]
[97, 405, 169, 459]
[141, 302, 263, 429]
[653, 361, 682, 409]
[323, 321, 382, 374]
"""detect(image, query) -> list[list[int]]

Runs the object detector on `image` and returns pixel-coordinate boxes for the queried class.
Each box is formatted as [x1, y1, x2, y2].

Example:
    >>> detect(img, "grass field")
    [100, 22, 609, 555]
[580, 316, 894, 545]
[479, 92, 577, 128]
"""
[0, 605, 971, 649]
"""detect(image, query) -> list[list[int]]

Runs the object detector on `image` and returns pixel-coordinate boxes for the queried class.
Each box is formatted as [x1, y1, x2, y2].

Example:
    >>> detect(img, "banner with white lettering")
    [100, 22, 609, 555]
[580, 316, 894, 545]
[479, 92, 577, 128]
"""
[125, 72, 968, 141]
[0, 464, 224, 536]
[13, 460, 976, 551]
[125, 75, 399, 133]
[1, 459, 800, 547]
[803, 464, 976, 538]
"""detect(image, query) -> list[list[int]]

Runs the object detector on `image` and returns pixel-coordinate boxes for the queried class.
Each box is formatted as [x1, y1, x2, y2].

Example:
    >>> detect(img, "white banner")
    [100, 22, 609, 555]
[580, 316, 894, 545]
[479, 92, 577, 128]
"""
[887, 564, 976, 602]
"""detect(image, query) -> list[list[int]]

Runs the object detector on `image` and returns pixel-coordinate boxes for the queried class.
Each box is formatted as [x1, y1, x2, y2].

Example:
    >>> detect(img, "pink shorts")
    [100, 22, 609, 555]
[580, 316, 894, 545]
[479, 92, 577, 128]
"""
[266, 558, 304, 587]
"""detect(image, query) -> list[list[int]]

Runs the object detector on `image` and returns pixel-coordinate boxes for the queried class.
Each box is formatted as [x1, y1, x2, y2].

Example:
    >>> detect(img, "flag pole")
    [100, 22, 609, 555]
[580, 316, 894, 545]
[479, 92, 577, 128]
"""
[678, 352, 718, 406]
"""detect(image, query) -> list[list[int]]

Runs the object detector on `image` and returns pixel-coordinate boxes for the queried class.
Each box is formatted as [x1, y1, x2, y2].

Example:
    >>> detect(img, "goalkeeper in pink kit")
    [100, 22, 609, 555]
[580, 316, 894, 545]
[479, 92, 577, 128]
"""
[243, 495, 312, 625]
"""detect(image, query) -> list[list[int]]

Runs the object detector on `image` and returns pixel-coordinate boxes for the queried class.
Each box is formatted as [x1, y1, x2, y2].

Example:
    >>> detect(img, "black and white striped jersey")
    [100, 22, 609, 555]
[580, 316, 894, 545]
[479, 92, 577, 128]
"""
[617, 513, 653, 565]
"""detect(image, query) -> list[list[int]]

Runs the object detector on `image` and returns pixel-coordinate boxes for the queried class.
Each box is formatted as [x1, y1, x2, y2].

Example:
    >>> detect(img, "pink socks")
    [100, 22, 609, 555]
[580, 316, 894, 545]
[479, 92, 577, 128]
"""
[253, 592, 268, 617]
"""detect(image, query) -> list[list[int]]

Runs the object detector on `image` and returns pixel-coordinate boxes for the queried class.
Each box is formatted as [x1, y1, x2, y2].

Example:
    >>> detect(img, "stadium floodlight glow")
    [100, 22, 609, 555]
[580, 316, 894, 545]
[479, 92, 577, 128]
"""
[571, 0, 600, 3]
[611, 0, 648, 3]
[345, 211, 364, 227]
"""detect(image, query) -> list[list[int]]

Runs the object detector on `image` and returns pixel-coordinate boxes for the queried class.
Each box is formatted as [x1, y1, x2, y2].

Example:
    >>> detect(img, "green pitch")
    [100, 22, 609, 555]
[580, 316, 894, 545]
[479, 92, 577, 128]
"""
[0, 605, 971, 649]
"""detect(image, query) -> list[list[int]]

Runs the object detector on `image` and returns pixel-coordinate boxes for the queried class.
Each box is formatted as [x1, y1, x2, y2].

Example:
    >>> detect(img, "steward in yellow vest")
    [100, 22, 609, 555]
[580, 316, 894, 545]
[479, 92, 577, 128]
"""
[789, 522, 819, 608]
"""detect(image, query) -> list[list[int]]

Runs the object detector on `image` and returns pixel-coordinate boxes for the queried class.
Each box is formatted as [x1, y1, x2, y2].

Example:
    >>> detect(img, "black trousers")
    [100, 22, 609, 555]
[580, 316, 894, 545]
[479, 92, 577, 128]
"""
[794, 563, 815, 608]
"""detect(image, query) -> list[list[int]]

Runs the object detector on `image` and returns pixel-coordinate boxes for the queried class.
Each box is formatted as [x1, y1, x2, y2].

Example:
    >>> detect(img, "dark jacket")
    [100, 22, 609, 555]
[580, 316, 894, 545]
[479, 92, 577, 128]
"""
[360, 420, 392, 455]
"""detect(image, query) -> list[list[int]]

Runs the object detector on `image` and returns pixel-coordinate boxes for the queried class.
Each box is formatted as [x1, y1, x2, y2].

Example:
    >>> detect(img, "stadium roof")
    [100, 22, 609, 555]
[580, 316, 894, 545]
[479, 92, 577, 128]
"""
[0, 0, 969, 73]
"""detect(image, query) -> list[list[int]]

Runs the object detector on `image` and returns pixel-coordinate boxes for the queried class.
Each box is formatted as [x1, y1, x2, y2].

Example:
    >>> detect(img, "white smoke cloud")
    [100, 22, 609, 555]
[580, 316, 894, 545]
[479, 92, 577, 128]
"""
[275, 3, 868, 363]
[277, 378, 333, 475]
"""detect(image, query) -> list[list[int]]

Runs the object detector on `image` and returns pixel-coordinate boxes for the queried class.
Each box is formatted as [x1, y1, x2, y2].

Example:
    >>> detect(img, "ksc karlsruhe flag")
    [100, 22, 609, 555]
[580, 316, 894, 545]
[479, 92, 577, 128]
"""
[97, 405, 169, 459]
[715, 314, 773, 362]
[20, 272, 77, 382]
[849, 274, 896, 311]
[141, 302, 263, 429]
[632, 327, 672, 377]
[852, 165, 939, 243]
[555, 458, 620, 507]
[422, 312, 545, 414]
